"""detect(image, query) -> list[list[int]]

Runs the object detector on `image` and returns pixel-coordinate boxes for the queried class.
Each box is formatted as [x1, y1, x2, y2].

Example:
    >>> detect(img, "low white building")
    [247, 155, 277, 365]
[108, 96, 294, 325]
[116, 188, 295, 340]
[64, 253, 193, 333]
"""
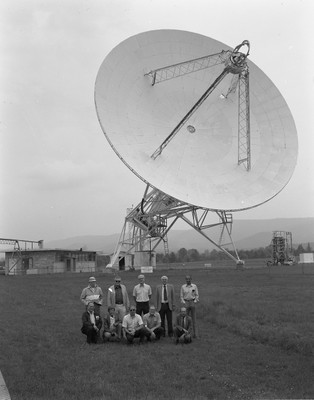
[5, 249, 96, 275]
[299, 253, 314, 263]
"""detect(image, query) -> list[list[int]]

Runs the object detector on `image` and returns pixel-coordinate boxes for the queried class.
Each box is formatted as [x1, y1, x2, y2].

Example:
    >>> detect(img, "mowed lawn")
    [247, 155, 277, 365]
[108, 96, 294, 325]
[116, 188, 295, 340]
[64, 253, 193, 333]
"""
[0, 265, 314, 400]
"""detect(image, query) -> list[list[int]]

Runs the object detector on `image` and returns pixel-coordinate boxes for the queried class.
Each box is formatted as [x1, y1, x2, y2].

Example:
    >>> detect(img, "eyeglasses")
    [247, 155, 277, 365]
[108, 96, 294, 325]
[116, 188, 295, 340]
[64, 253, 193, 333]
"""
[115, 281, 121, 283]
[130, 309, 136, 311]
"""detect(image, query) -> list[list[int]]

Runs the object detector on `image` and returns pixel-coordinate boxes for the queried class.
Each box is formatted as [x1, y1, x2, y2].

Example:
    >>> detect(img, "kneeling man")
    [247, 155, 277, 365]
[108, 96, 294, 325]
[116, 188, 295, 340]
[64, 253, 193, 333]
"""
[122, 305, 150, 344]
[174, 307, 192, 344]
[143, 305, 164, 341]
[103, 306, 122, 342]
[81, 302, 102, 344]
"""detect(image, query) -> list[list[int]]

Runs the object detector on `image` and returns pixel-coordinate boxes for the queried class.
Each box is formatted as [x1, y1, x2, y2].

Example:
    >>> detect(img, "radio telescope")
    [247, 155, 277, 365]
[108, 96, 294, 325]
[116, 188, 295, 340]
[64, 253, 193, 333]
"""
[95, 30, 298, 269]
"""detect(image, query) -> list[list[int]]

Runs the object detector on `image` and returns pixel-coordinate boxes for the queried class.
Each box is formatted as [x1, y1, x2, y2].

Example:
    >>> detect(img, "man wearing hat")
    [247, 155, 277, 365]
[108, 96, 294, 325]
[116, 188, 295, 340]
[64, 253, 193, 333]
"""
[80, 276, 103, 314]
[132, 274, 152, 317]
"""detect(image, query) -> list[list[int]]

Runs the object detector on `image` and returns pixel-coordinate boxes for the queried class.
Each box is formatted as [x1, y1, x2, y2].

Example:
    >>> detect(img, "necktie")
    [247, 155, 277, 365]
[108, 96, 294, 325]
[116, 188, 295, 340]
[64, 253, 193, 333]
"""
[163, 285, 168, 301]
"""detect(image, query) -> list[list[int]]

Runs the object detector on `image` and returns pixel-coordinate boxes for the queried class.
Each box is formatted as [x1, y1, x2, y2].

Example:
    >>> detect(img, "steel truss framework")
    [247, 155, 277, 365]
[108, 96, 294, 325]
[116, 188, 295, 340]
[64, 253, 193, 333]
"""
[271, 231, 293, 265]
[109, 185, 242, 268]
[146, 40, 251, 170]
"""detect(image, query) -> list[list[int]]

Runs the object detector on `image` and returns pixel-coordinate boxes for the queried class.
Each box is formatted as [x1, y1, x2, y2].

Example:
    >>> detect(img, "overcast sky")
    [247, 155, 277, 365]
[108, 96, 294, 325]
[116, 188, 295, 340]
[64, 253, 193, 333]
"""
[1, 0, 313, 243]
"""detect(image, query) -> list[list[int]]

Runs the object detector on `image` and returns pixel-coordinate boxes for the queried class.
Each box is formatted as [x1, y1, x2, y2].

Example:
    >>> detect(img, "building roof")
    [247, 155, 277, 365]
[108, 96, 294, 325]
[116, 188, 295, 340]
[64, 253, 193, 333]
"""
[4, 248, 96, 254]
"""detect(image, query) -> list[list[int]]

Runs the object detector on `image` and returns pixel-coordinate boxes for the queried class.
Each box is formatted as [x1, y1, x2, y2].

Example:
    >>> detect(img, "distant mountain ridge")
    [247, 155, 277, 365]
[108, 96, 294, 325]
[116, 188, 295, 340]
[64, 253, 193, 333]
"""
[46, 218, 314, 253]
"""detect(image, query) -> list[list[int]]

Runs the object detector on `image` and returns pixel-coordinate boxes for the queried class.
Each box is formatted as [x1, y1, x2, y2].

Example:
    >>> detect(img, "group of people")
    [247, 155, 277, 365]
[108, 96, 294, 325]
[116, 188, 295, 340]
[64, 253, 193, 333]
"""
[80, 274, 199, 345]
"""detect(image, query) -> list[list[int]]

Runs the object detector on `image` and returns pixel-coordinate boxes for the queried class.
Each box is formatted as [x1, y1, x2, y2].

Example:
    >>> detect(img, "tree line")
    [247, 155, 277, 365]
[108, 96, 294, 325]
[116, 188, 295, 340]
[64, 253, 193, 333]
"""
[156, 243, 313, 264]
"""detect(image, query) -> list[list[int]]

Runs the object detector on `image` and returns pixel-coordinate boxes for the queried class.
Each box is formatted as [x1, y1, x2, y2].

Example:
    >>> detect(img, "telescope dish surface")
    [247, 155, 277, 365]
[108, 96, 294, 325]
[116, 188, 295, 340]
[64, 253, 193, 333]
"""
[95, 30, 298, 211]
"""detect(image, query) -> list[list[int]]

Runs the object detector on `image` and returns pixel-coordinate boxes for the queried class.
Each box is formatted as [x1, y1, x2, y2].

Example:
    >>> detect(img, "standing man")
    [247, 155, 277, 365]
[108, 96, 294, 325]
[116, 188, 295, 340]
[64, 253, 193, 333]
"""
[180, 274, 199, 338]
[156, 275, 175, 337]
[143, 305, 164, 341]
[81, 302, 102, 344]
[107, 276, 130, 321]
[80, 276, 103, 314]
[122, 305, 150, 344]
[132, 274, 152, 317]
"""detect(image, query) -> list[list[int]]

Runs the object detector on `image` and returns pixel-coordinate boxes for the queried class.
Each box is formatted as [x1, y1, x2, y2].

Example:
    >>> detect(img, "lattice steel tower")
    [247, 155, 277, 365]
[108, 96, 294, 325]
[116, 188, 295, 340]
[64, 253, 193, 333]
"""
[271, 231, 293, 265]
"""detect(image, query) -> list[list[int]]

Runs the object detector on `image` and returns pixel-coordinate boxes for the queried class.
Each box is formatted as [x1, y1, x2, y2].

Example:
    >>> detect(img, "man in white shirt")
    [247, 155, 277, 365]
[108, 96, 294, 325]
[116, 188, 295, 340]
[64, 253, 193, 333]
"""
[122, 306, 150, 344]
[132, 274, 152, 317]
[180, 275, 199, 338]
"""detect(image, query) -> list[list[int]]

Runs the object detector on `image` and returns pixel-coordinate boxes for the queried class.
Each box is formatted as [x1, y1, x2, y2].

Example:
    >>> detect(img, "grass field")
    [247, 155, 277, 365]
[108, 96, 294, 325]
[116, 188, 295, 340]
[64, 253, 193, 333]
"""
[0, 264, 314, 400]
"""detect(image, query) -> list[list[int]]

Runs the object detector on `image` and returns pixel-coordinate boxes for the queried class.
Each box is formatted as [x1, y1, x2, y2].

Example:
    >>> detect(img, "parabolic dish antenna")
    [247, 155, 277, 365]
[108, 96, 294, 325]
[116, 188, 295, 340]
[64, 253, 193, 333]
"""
[95, 29, 298, 212]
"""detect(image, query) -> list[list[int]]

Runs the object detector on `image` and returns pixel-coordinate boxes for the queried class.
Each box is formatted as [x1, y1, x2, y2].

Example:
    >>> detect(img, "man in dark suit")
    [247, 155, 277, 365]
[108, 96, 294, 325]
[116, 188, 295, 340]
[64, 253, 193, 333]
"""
[156, 275, 175, 337]
[174, 307, 192, 344]
[81, 302, 102, 344]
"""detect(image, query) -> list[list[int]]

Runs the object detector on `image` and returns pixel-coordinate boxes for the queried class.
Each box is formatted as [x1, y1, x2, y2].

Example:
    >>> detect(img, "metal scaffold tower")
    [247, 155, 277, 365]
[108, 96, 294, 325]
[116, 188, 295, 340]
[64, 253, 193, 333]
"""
[271, 231, 294, 265]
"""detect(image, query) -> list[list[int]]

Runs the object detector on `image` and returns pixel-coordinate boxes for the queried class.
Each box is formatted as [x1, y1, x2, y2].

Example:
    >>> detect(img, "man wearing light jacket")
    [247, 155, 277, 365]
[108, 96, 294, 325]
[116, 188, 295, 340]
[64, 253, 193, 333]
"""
[107, 276, 130, 321]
